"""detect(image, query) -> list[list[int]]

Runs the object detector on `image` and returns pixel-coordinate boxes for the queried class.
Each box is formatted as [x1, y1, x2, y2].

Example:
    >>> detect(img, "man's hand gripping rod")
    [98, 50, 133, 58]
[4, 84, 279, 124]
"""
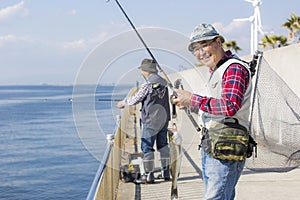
[107, 0, 201, 132]
[173, 79, 201, 132]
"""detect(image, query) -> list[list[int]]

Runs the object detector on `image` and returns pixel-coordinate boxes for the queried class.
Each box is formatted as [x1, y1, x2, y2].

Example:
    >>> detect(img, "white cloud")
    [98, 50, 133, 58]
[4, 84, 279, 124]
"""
[0, 1, 28, 22]
[211, 21, 252, 55]
[0, 34, 34, 48]
[61, 32, 110, 50]
[68, 9, 77, 16]
[89, 32, 109, 44]
[213, 21, 247, 36]
[62, 39, 87, 49]
[0, 31, 103, 52]
[0, 34, 17, 42]
[0, 34, 21, 48]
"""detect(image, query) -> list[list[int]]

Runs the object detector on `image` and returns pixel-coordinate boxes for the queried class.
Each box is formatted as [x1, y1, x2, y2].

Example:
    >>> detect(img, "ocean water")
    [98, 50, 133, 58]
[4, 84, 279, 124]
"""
[0, 85, 129, 200]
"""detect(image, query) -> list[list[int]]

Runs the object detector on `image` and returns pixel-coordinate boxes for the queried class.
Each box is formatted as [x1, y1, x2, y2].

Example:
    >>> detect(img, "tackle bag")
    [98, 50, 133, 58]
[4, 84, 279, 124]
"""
[201, 118, 257, 161]
[120, 153, 142, 183]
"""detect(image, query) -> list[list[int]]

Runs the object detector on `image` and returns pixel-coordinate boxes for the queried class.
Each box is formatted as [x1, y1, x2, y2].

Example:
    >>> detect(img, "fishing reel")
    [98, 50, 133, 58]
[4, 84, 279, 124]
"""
[170, 79, 183, 101]
[170, 79, 184, 118]
[174, 79, 183, 90]
[248, 50, 263, 77]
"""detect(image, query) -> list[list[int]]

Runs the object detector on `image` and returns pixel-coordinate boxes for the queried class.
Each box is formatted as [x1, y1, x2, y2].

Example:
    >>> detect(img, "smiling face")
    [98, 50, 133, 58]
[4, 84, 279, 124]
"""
[191, 37, 225, 69]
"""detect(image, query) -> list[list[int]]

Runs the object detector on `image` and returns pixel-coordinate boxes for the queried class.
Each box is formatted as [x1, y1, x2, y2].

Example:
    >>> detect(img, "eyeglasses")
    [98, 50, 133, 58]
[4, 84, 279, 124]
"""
[191, 39, 216, 54]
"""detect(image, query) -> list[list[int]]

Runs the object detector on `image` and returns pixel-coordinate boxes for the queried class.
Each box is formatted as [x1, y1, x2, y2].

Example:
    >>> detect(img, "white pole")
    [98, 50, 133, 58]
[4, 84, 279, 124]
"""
[251, 21, 254, 55]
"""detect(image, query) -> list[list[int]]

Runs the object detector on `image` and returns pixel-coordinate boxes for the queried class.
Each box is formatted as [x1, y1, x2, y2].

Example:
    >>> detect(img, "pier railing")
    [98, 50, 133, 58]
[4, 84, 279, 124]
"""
[99, 121, 123, 200]
[86, 86, 139, 200]
[86, 115, 123, 200]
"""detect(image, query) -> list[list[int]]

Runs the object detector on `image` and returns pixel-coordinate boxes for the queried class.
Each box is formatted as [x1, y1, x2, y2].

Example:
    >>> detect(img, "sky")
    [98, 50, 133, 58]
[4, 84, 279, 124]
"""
[0, 0, 299, 85]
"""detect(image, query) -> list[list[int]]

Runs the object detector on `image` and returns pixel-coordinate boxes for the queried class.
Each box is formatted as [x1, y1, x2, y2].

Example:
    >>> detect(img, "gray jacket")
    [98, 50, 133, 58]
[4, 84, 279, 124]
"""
[141, 73, 170, 130]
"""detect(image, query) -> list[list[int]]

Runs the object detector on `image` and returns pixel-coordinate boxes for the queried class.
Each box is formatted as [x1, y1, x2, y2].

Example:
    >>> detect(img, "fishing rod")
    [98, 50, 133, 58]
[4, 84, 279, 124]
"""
[106, 0, 172, 87]
[106, 0, 201, 132]
[248, 50, 263, 133]
[97, 98, 123, 101]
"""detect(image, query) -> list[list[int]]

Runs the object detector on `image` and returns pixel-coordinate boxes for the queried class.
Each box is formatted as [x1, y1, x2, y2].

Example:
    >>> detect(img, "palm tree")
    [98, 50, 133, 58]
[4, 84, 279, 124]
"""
[260, 35, 288, 49]
[223, 40, 242, 53]
[282, 13, 300, 43]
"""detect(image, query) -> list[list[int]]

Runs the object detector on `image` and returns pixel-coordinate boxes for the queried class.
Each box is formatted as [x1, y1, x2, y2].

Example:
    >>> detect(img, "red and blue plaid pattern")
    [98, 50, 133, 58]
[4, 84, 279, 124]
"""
[191, 55, 250, 116]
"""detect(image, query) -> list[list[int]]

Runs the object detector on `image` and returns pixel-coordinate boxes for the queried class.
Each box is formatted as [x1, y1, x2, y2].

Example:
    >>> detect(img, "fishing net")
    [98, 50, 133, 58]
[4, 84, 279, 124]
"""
[246, 54, 300, 172]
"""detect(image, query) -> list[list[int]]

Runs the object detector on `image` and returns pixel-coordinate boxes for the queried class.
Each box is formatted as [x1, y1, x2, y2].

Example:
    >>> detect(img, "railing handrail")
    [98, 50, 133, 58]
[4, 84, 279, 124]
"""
[86, 134, 115, 200]
[86, 86, 139, 200]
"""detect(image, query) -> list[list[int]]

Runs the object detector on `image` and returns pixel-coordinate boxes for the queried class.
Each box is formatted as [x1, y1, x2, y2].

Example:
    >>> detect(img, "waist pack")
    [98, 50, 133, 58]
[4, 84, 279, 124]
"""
[201, 118, 257, 161]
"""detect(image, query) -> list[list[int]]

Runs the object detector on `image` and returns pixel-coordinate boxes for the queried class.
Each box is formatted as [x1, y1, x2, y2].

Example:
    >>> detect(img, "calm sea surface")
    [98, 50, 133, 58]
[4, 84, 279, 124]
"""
[0, 85, 129, 200]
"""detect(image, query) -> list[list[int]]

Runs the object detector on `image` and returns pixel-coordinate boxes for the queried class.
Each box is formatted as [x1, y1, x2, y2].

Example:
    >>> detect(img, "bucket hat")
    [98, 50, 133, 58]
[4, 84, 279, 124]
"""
[188, 23, 225, 51]
[138, 58, 158, 73]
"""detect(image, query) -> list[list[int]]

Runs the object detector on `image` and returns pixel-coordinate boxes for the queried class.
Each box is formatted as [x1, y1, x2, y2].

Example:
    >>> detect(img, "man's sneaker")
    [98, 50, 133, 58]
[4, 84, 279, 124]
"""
[157, 173, 170, 181]
[157, 169, 170, 181]
[146, 172, 155, 184]
[135, 173, 155, 184]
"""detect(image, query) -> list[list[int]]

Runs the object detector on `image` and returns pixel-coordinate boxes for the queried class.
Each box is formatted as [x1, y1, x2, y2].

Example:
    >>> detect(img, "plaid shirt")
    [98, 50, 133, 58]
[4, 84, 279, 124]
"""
[190, 51, 250, 116]
[124, 83, 152, 106]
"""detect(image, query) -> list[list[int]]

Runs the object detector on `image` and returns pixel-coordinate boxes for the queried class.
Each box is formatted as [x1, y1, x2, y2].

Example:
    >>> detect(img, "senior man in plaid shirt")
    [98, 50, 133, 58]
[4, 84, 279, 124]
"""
[117, 58, 171, 184]
[173, 24, 252, 200]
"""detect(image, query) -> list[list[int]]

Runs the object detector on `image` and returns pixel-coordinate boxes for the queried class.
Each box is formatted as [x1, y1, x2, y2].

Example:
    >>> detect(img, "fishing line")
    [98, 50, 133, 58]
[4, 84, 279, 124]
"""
[106, 0, 201, 132]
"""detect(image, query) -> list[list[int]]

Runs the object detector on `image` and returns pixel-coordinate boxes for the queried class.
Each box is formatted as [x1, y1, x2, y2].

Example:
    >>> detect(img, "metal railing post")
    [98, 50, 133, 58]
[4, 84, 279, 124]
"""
[107, 134, 114, 200]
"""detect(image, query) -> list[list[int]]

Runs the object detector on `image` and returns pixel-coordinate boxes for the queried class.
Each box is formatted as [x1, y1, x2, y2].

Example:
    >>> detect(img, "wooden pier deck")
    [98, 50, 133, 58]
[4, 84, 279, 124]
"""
[116, 112, 204, 200]
[115, 104, 300, 200]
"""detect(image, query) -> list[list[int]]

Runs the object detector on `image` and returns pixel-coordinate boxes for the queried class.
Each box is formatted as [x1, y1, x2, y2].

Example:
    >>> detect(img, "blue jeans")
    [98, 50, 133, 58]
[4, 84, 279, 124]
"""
[141, 122, 169, 160]
[201, 150, 245, 200]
